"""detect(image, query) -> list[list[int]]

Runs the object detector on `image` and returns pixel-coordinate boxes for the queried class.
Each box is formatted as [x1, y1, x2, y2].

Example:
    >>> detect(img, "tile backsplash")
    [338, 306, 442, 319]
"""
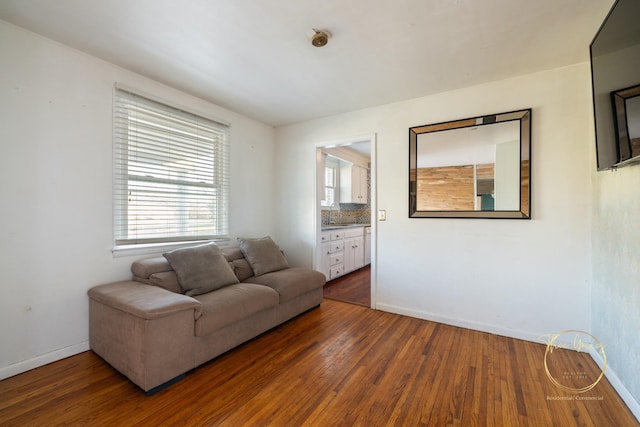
[322, 204, 370, 225]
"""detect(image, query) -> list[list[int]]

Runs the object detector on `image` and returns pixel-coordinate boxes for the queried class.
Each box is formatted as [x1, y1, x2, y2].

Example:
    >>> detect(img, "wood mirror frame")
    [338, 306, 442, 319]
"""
[409, 109, 531, 219]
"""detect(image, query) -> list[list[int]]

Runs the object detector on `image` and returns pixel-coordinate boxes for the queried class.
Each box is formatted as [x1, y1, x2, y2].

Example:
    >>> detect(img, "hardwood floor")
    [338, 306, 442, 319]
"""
[0, 299, 637, 426]
[323, 265, 371, 306]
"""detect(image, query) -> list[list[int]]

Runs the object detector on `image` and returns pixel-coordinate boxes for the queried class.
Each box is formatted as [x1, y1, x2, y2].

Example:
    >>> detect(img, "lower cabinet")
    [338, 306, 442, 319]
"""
[329, 264, 344, 279]
[320, 227, 364, 281]
[344, 234, 364, 273]
[321, 231, 344, 280]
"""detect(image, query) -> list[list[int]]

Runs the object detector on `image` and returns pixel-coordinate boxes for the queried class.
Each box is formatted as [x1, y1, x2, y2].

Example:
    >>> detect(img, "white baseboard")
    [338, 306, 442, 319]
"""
[0, 341, 90, 381]
[376, 302, 544, 343]
[589, 347, 640, 422]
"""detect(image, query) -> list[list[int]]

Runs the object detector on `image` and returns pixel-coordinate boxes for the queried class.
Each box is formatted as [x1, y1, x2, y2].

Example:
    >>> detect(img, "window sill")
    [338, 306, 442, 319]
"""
[112, 238, 231, 258]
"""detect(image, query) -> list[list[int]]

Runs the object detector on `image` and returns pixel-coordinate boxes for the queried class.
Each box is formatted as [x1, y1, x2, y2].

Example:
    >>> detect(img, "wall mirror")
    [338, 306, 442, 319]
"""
[409, 109, 531, 219]
[612, 84, 640, 163]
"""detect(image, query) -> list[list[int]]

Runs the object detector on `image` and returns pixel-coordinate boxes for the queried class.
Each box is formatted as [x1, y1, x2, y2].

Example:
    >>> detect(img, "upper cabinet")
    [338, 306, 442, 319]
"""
[340, 163, 368, 204]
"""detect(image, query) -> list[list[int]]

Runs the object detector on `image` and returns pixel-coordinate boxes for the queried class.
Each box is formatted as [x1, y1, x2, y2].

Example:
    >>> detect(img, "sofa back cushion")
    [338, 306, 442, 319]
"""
[237, 236, 289, 276]
[131, 256, 172, 279]
[164, 244, 239, 296]
[131, 245, 258, 293]
[230, 259, 252, 282]
[147, 271, 182, 294]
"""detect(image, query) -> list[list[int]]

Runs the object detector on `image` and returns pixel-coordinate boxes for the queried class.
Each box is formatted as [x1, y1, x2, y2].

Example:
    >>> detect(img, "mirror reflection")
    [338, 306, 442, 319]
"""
[409, 109, 531, 219]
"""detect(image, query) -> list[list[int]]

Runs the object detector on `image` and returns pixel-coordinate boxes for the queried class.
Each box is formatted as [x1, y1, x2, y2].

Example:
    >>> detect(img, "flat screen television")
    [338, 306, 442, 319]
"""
[590, 0, 640, 170]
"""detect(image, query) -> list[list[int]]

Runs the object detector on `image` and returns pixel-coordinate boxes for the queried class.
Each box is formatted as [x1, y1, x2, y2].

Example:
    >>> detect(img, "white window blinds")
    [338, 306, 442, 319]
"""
[113, 88, 230, 246]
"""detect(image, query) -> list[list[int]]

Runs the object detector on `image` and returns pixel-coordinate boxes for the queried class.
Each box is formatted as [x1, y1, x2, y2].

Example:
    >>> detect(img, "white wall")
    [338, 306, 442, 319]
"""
[592, 165, 640, 410]
[275, 63, 594, 343]
[0, 21, 276, 379]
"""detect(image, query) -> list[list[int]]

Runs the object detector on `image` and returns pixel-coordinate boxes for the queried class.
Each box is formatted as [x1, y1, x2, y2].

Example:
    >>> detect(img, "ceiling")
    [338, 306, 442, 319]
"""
[0, 0, 613, 127]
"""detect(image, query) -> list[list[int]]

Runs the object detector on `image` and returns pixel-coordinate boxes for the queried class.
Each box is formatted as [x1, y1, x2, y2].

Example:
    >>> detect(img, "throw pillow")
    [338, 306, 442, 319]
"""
[237, 236, 289, 276]
[163, 243, 239, 296]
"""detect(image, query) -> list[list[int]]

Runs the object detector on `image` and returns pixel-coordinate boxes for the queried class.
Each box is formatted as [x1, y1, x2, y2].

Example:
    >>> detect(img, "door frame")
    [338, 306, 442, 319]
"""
[314, 133, 377, 309]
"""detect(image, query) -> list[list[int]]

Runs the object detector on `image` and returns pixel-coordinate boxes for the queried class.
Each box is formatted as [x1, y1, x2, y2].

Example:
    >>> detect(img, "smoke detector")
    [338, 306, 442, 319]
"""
[311, 29, 330, 47]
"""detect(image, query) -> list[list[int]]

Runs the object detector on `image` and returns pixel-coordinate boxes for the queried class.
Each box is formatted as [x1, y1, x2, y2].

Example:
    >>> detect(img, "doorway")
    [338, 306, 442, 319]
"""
[314, 134, 376, 308]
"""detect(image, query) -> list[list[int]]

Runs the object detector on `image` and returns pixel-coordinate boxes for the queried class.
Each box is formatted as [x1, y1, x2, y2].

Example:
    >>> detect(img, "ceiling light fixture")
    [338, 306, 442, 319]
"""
[311, 29, 330, 47]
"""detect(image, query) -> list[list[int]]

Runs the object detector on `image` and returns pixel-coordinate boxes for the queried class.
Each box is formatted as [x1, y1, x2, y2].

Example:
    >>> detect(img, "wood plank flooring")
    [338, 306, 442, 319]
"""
[323, 265, 371, 306]
[0, 299, 637, 426]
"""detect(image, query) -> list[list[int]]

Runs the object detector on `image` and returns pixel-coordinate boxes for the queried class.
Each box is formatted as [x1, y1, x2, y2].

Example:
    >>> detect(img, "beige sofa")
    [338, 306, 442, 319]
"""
[88, 240, 325, 394]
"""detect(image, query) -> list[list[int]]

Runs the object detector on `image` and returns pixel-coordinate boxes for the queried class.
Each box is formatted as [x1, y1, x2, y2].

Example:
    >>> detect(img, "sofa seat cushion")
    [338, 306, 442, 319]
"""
[193, 283, 279, 337]
[244, 268, 325, 303]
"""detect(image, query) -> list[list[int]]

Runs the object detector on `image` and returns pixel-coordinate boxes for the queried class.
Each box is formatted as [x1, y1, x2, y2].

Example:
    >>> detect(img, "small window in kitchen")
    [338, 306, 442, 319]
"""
[322, 157, 340, 207]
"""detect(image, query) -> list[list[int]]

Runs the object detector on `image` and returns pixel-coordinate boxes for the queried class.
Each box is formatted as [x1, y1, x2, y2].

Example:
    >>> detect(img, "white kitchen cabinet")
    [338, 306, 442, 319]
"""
[329, 252, 343, 266]
[329, 264, 344, 279]
[340, 164, 368, 204]
[321, 230, 344, 243]
[330, 230, 344, 240]
[320, 232, 344, 280]
[344, 236, 364, 273]
[319, 226, 364, 281]
[343, 227, 365, 274]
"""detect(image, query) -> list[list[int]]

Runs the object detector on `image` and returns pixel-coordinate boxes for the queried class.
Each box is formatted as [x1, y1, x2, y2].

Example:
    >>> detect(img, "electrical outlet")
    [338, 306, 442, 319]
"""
[378, 210, 386, 221]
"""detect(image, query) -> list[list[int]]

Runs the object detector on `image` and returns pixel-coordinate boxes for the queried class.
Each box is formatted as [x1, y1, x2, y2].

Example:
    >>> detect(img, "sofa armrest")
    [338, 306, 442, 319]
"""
[88, 281, 200, 392]
[88, 281, 202, 320]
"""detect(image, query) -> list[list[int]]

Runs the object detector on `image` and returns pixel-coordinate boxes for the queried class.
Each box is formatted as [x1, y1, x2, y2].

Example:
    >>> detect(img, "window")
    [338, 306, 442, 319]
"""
[324, 165, 336, 206]
[113, 87, 230, 246]
[322, 156, 339, 207]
